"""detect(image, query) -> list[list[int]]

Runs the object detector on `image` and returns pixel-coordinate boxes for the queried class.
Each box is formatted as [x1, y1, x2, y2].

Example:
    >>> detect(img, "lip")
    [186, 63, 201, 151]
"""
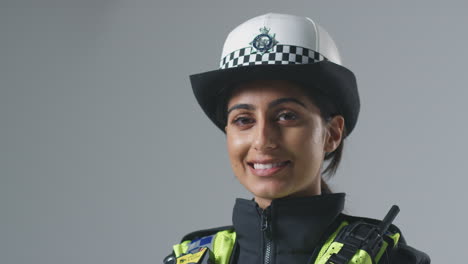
[247, 160, 291, 177]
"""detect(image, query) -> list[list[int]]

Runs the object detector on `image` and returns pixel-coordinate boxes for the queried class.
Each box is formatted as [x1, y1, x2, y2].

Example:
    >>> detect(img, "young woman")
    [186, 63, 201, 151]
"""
[164, 13, 430, 264]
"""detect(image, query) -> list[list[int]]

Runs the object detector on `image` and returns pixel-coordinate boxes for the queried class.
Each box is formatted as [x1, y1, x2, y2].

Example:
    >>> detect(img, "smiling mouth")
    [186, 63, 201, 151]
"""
[247, 161, 291, 177]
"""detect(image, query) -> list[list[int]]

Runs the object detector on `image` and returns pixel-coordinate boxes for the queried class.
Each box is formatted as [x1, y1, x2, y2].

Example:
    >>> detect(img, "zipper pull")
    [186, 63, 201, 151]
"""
[260, 209, 271, 239]
[261, 211, 268, 231]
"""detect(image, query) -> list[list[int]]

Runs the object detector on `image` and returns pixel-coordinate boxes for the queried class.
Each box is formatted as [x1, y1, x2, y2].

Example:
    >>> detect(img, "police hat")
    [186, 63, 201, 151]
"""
[190, 13, 360, 136]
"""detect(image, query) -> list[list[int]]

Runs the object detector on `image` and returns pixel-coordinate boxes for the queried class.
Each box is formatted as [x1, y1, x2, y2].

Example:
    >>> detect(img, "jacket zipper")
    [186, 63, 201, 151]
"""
[261, 209, 272, 264]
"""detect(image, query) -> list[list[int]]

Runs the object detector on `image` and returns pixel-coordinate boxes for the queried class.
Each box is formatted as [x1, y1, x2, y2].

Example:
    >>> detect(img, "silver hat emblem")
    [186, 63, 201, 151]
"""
[250, 27, 278, 54]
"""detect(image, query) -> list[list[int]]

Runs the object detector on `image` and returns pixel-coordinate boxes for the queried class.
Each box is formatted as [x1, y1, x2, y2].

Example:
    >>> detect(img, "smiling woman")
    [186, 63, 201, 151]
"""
[225, 80, 344, 209]
[164, 13, 430, 264]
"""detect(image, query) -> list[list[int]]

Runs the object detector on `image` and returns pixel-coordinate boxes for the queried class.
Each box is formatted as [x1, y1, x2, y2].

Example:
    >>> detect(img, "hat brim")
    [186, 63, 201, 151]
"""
[190, 60, 360, 135]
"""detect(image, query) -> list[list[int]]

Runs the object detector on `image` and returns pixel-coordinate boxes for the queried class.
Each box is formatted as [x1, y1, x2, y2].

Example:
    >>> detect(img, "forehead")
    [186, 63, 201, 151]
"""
[227, 80, 310, 106]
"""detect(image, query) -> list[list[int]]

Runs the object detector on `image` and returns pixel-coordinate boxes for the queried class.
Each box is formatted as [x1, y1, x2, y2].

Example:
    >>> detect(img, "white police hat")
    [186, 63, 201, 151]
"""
[190, 13, 360, 135]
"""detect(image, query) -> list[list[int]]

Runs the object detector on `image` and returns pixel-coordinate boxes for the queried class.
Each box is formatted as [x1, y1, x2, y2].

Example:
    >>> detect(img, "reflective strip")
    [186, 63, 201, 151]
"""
[314, 221, 349, 264]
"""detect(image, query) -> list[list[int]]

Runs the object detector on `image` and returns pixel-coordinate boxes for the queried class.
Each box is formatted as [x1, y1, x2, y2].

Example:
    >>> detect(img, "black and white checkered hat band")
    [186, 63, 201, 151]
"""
[219, 45, 327, 69]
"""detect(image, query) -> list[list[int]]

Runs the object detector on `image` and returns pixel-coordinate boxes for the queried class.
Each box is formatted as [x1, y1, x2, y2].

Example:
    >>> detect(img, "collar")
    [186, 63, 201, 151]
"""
[232, 193, 345, 263]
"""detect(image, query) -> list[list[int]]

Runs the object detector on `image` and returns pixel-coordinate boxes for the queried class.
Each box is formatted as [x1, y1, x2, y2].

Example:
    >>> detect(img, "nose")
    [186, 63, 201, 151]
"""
[252, 118, 279, 152]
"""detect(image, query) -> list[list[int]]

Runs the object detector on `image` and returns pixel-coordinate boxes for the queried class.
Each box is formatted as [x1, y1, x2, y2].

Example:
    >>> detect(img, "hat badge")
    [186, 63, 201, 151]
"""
[250, 27, 278, 54]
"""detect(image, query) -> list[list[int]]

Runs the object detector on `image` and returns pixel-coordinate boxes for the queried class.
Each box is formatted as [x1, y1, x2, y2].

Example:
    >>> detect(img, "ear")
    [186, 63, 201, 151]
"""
[324, 116, 345, 153]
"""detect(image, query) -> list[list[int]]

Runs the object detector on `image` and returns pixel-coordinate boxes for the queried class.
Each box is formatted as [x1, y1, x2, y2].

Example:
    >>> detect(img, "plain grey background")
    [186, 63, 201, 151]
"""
[2, 1, 467, 263]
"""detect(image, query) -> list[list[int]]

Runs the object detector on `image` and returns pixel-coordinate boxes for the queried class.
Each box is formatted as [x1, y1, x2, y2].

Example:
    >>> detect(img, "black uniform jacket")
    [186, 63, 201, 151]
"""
[165, 193, 430, 264]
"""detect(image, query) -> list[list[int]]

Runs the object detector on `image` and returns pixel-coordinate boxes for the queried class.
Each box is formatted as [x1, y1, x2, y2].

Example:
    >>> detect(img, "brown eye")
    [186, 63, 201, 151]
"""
[232, 116, 255, 126]
[277, 111, 298, 121]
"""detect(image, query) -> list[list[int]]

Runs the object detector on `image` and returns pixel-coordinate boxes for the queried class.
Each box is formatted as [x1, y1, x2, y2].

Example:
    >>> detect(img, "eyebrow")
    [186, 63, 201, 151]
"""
[227, 104, 255, 115]
[268, 97, 307, 109]
[226, 97, 307, 115]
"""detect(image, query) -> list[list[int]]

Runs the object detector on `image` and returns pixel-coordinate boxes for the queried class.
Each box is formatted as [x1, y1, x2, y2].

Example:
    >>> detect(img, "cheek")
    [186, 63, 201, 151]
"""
[226, 132, 250, 166]
[288, 125, 325, 160]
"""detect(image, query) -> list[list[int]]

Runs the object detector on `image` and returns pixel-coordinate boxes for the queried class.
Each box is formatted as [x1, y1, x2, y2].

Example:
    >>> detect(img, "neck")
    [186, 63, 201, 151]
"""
[254, 186, 323, 209]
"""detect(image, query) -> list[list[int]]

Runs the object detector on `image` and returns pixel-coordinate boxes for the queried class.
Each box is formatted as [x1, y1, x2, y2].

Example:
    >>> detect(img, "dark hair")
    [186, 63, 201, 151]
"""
[216, 81, 347, 194]
[320, 126, 347, 194]
[298, 84, 348, 194]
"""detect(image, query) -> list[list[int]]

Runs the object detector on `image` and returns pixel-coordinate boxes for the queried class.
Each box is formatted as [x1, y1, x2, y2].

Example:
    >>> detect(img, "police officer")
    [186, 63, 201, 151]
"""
[165, 13, 430, 264]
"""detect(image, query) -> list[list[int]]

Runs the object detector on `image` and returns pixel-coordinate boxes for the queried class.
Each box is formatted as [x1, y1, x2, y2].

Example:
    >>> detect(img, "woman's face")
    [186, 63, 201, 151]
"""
[225, 80, 343, 208]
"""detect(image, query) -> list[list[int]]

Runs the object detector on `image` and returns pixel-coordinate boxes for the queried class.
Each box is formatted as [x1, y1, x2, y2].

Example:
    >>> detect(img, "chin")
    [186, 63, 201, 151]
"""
[249, 182, 293, 200]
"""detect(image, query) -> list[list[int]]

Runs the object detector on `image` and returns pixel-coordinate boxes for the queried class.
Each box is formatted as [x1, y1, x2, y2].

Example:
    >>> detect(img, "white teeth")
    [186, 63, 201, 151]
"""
[253, 162, 287, 169]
